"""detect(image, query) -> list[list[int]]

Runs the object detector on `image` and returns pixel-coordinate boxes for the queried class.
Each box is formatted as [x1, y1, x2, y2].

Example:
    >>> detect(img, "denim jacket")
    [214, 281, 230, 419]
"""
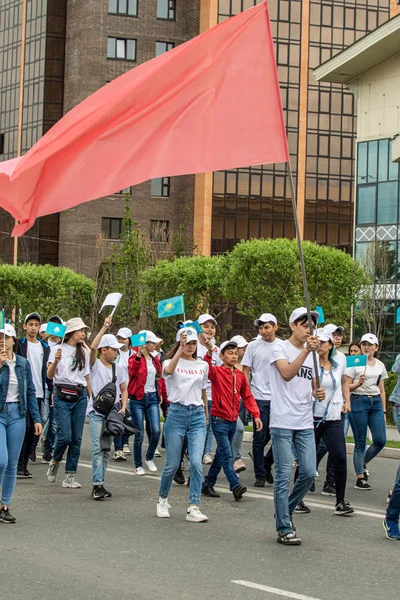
[0, 354, 41, 422]
[390, 354, 400, 405]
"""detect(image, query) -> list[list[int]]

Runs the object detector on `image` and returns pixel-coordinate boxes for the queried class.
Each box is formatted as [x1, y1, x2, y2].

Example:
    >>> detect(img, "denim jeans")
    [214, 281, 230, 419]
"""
[89, 412, 109, 485]
[53, 390, 88, 473]
[205, 417, 239, 491]
[204, 400, 214, 455]
[252, 400, 274, 478]
[348, 394, 386, 476]
[32, 392, 50, 450]
[271, 427, 316, 535]
[393, 404, 400, 483]
[43, 402, 57, 457]
[130, 393, 160, 467]
[159, 403, 206, 505]
[387, 473, 400, 522]
[231, 416, 244, 461]
[0, 403, 26, 505]
[114, 434, 130, 452]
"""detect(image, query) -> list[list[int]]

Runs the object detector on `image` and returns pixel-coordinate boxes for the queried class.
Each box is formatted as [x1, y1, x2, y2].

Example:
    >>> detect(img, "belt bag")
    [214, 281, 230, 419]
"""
[56, 384, 84, 402]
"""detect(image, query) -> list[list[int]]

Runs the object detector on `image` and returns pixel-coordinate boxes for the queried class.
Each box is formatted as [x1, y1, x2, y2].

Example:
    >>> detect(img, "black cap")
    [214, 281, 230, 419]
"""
[24, 312, 41, 324]
[49, 315, 63, 325]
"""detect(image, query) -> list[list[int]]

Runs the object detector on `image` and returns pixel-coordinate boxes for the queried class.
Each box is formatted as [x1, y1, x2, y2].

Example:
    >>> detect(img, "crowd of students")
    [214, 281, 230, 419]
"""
[0, 308, 399, 544]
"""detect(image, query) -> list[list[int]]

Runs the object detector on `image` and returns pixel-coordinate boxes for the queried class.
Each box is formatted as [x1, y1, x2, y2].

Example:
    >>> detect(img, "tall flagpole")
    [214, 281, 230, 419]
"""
[287, 162, 321, 388]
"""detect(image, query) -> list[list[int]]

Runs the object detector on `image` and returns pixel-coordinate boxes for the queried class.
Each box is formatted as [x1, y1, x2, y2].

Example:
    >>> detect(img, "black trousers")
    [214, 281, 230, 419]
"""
[314, 418, 347, 504]
[18, 413, 34, 468]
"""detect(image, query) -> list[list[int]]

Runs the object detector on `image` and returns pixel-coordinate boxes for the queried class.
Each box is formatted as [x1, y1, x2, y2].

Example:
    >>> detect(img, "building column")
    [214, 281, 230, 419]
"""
[193, 0, 218, 256]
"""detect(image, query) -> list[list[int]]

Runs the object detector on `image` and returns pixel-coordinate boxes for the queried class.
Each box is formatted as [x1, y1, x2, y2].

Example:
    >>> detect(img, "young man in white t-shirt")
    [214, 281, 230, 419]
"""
[270, 307, 325, 545]
[89, 318, 128, 500]
[242, 313, 279, 487]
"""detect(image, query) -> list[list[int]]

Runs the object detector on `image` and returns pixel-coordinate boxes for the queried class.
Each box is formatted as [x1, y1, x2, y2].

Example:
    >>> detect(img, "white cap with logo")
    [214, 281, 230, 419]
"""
[254, 313, 277, 326]
[116, 327, 133, 339]
[230, 335, 248, 348]
[289, 307, 319, 324]
[361, 333, 379, 346]
[220, 340, 238, 352]
[97, 334, 124, 349]
[4, 324, 17, 338]
[176, 327, 199, 343]
[139, 330, 162, 344]
[198, 313, 217, 326]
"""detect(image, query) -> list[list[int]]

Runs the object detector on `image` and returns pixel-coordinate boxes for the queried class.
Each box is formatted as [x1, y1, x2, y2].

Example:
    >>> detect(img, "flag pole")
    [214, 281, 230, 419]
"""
[287, 162, 321, 388]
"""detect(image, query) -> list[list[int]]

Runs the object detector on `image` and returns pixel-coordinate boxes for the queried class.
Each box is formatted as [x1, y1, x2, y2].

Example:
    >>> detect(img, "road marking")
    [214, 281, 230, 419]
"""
[78, 461, 385, 519]
[232, 580, 323, 600]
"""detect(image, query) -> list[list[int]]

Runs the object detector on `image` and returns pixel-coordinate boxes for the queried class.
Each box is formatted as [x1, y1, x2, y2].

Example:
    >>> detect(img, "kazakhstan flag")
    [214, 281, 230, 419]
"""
[158, 295, 185, 319]
[0, 310, 5, 330]
[346, 354, 367, 368]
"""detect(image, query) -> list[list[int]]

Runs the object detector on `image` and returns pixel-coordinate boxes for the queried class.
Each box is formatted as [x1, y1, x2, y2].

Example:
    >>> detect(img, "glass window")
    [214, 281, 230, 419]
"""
[107, 37, 116, 59]
[151, 177, 170, 197]
[378, 139, 389, 181]
[389, 140, 400, 181]
[108, 0, 138, 16]
[102, 217, 123, 239]
[367, 140, 378, 183]
[156, 42, 175, 56]
[377, 181, 398, 225]
[157, 0, 176, 20]
[357, 185, 376, 225]
[150, 220, 170, 242]
[358, 142, 367, 184]
[107, 37, 136, 61]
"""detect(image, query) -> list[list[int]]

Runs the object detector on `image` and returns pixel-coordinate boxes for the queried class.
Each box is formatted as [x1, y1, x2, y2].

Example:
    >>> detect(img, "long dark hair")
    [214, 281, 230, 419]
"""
[63, 332, 86, 371]
[164, 341, 197, 361]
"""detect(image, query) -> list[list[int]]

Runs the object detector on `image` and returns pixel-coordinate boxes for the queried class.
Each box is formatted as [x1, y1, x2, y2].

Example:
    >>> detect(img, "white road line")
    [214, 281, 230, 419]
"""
[78, 461, 385, 519]
[232, 580, 323, 600]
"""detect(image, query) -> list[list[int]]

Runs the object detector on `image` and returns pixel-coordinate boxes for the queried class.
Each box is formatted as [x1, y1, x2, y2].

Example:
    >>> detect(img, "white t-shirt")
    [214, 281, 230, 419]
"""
[314, 363, 343, 421]
[48, 343, 90, 387]
[5, 355, 19, 403]
[346, 358, 388, 396]
[270, 340, 315, 430]
[163, 358, 208, 407]
[197, 341, 222, 401]
[144, 359, 156, 393]
[87, 359, 126, 415]
[27, 340, 44, 398]
[241, 338, 282, 401]
[116, 349, 134, 383]
[48, 338, 60, 349]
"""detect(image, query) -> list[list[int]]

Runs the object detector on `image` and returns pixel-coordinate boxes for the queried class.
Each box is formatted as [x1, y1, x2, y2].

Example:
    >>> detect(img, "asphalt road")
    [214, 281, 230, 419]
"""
[2, 426, 399, 600]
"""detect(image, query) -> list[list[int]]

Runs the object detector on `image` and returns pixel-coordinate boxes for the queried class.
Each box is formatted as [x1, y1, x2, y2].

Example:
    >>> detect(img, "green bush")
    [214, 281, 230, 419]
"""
[0, 263, 94, 335]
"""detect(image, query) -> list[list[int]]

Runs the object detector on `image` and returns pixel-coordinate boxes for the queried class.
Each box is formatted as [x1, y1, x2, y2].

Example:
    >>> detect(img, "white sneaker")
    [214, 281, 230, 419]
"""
[113, 450, 127, 462]
[135, 467, 146, 476]
[203, 453, 213, 465]
[122, 444, 131, 455]
[154, 447, 162, 457]
[157, 498, 170, 518]
[145, 460, 158, 473]
[62, 474, 82, 489]
[186, 506, 208, 523]
[47, 460, 59, 482]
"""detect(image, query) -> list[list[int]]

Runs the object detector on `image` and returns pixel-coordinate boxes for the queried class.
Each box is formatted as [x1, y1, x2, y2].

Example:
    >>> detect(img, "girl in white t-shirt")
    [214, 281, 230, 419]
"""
[46, 317, 92, 489]
[113, 327, 134, 460]
[345, 333, 388, 490]
[157, 328, 209, 523]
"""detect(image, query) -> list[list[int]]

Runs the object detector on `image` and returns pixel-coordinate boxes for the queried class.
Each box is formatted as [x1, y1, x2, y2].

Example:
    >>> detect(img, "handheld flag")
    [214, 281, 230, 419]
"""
[130, 332, 147, 347]
[46, 322, 67, 338]
[0, 310, 4, 331]
[99, 293, 122, 316]
[158, 295, 185, 319]
[179, 320, 203, 334]
[315, 306, 325, 325]
[346, 355, 367, 368]
[396, 307, 400, 324]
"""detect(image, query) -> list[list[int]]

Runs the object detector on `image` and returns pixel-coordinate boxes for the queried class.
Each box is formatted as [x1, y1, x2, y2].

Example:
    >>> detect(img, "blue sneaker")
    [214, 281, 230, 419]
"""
[382, 519, 400, 541]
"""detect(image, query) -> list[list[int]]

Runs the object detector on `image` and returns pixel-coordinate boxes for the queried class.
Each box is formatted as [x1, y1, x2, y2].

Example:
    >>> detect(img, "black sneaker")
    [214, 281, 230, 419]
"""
[294, 501, 311, 514]
[335, 501, 354, 516]
[202, 484, 220, 498]
[0, 507, 16, 523]
[321, 483, 336, 496]
[16, 469, 25, 479]
[310, 480, 315, 493]
[41, 454, 52, 464]
[254, 476, 266, 488]
[102, 486, 112, 498]
[265, 470, 274, 485]
[92, 486, 106, 501]
[233, 484, 247, 501]
[277, 531, 301, 545]
[29, 448, 37, 463]
[355, 479, 371, 490]
[173, 467, 185, 485]
[23, 467, 33, 478]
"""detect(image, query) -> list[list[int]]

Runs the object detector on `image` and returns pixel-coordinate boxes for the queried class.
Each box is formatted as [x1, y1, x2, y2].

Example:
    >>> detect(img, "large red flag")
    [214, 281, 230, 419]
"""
[0, 1, 288, 236]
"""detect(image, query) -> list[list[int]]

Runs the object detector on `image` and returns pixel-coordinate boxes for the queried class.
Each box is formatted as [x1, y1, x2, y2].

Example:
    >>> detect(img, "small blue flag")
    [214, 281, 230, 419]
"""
[315, 306, 325, 325]
[158, 295, 185, 319]
[0, 310, 5, 330]
[396, 307, 400, 324]
[179, 320, 202, 334]
[346, 354, 367, 368]
[130, 332, 147, 347]
[46, 322, 67, 338]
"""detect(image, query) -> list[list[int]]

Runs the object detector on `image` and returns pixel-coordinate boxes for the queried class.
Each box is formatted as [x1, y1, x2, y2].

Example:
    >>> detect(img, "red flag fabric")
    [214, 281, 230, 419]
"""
[0, 1, 288, 236]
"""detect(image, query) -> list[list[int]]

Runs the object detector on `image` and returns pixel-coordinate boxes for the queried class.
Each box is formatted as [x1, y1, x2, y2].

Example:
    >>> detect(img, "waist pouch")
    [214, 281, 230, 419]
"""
[56, 384, 84, 402]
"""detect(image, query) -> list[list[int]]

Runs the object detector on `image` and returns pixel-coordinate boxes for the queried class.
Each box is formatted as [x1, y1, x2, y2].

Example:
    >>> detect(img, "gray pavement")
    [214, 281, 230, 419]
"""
[2, 426, 399, 600]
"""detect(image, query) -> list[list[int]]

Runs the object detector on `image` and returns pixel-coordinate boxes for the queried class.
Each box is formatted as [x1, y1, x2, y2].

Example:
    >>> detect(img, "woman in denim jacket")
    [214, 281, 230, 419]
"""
[0, 324, 42, 523]
[389, 355, 400, 486]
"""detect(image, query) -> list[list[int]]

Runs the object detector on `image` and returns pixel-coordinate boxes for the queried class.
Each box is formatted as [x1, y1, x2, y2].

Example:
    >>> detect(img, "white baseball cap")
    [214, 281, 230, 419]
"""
[97, 334, 124, 349]
[4, 324, 16, 338]
[289, 307, 319, 324]
[40, 323, 48, 334]
[316, 331, 333, 343]
[198, 313, 217, 326]
[139, 330, 162, 344]
[323, 324, 344, 335]
[176, 327, 199, 342]
[116, 327, 132, 339]
[361, 333, 379, 346]
[220, 340, 238, 353]
[230, 335, 248, 348]
[254, 313, 277, 326]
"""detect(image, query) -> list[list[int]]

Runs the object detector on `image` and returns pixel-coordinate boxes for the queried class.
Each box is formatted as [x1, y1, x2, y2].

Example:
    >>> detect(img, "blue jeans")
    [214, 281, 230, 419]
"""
[0, 403, 26, 505]
[393, 404, 400, 483]
[130, 393, 160, 467]
[114, 434, 130, 451]
[348, 394, 386, 476]
[205, 417, 239, 490]
[387, 473, 400, 522]
[53, 390, 87, 473]
[89, 412, 109, 485]
[159, 403, 206, 505]
[204, 400, 214, 455]
[271, 428, 316, 535]
[252, 400, 274, 477]
[231, 416, 244, 461]
[43, 403, 57, 457]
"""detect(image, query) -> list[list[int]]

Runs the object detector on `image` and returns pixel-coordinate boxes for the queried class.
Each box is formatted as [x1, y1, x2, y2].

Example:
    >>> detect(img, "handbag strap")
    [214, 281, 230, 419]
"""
[111, 362, 117, 384]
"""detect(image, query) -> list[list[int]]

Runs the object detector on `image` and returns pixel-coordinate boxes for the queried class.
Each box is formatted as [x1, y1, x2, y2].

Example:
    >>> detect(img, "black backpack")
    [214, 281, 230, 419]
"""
[93, 364, 117, 416]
